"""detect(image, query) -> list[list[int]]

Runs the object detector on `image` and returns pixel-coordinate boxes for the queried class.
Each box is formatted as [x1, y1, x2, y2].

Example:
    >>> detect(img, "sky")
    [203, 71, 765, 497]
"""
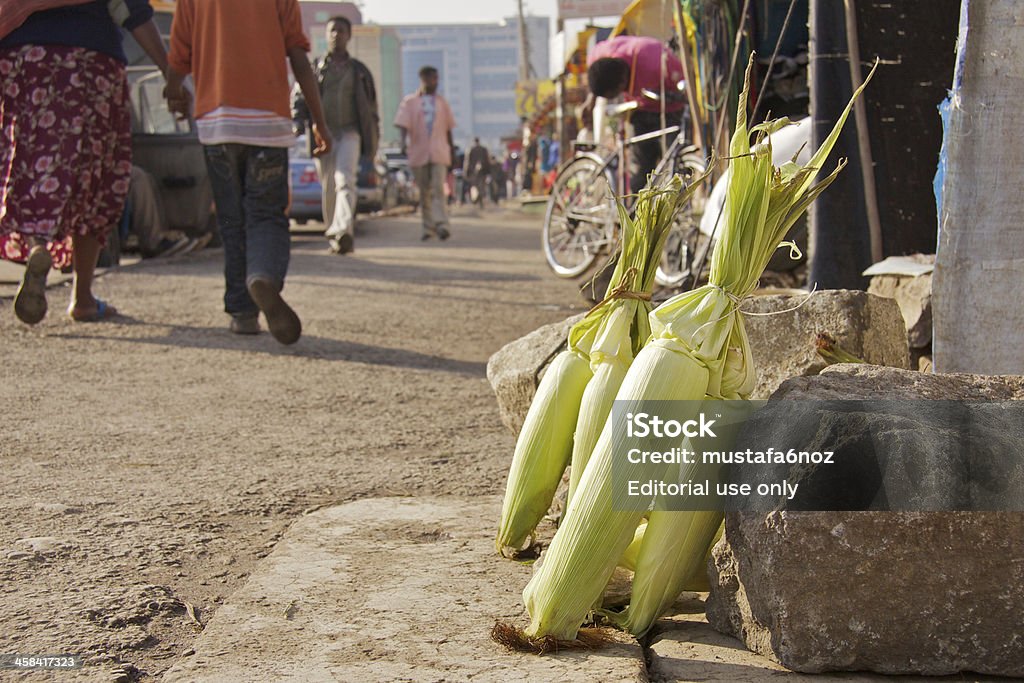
[358, 0, 562, 27]
[329, 0, 623, 79]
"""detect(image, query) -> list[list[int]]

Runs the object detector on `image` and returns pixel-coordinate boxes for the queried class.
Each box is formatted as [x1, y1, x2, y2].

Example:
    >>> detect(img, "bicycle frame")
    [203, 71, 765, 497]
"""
[543, 104, 706, 282]
[579, 124, 691, 199]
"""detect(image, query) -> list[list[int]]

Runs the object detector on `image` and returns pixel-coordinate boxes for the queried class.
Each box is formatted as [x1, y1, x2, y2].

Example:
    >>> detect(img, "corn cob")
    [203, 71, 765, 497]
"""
[566, 176, 709, 508]
[496, 348, 593, 556]
[607, 508, 722, 634]
[618, 520, 647, 573]
[523, 338, 712, 640]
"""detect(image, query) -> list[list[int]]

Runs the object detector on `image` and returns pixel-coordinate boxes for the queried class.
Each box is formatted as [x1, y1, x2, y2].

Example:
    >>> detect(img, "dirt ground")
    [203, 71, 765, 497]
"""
[0, 206, 586, 681]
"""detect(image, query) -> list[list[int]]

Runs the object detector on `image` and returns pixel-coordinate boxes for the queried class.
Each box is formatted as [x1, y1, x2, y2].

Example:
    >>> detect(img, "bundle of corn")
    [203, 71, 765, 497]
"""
[566, 176, 709, 509]
[496, 175, 706, 558]
[519, 56, 875, 642]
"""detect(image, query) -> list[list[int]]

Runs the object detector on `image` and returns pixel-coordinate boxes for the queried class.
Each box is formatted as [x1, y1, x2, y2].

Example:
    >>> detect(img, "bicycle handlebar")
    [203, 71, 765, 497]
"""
[604, 100, 639, 117]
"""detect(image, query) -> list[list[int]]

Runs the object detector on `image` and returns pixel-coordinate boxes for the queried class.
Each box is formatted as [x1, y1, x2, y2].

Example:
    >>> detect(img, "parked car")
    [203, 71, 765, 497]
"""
[110, 23, 216, 266]
[356, 155, 385, 213]
[289, 136, 322, 223]
[115, 66, 216, 265]
[380, 147, 419, 208]
[288, 135, 388, 220]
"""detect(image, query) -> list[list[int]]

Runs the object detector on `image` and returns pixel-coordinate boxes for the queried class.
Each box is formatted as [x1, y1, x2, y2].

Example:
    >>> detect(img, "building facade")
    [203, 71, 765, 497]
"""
[390, 17, 550, 151]
[350, 27, 403, 149]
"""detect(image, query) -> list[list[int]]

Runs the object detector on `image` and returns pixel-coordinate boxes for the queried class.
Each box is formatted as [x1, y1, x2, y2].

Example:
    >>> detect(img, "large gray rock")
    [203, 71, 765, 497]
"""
[706, 366, 1024, 676]
[650, 601, 1012, 682]
[868, 271, 933, 349]
[743, 290, 910, 398]
[726, 370, 1024, 512]
[487, 313, 584, 434]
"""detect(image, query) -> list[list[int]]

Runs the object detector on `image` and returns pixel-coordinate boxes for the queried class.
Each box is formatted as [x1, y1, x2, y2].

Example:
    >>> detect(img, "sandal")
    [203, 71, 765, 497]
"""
[69, 298, 118, 322]
[14, 246, 52, 325]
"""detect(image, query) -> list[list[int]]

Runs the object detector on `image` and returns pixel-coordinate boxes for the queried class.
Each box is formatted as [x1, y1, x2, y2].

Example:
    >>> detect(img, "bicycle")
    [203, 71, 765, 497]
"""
[542, 98, 709, 288]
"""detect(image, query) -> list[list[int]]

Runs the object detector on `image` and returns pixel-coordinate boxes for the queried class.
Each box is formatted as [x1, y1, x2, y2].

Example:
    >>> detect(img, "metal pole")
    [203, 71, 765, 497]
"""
[844, 0, 884, 263]
[517, 0, 531, 82]
[673, 1, 704, 150]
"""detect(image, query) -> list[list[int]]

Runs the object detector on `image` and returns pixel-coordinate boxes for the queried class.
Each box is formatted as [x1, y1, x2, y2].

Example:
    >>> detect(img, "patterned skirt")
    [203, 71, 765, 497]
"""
[0, 45, 132, 268]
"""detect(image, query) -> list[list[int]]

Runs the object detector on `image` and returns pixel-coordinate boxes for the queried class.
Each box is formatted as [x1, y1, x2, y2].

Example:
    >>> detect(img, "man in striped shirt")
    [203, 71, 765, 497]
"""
[165, 0, 330, 345]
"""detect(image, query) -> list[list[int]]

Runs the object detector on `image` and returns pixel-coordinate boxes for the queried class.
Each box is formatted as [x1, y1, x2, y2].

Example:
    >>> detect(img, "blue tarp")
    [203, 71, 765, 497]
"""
[934, 0, 971, 242]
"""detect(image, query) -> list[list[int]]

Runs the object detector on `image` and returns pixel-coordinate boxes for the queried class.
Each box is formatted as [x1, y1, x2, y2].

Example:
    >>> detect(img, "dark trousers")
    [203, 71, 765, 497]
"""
[629, 110, 673, 194]
[203, 144, 290, 317]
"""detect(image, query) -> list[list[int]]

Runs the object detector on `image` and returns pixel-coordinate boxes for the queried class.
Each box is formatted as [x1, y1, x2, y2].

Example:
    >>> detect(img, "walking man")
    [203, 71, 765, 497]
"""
[463, 137, 488, 209]
[293, 16, 379, 255]
[165, 0, 330, 344]
[580, 35, 685, 194]
[395, 66, 456, 241]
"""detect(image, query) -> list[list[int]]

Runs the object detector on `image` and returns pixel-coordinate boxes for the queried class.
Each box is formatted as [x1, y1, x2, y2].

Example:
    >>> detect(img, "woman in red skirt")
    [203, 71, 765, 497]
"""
[0, 0, 169, 323]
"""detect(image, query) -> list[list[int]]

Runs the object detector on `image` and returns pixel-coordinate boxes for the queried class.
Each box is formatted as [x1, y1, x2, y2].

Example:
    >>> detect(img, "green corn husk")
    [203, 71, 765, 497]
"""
[566, 176, 707, 509]
[618, 520, 647, 573]
[615, 510, 723, 592]
[607, 328, 749, 635]
[496, 348, 593, 556]
[523, 339, 711, 640]
[522, 55, 875, 642]
[608, 507, 723, 633]
[604, 421, 727, 634]
[497, 176, 707, 557]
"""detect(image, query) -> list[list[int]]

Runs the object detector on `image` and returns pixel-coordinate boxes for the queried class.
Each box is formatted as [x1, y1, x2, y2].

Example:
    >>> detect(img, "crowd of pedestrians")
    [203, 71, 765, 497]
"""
[0, 0, 537, 345]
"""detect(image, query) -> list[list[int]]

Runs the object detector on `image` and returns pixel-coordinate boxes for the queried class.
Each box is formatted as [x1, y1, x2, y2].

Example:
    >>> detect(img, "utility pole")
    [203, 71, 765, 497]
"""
[517, 0, 533, 81]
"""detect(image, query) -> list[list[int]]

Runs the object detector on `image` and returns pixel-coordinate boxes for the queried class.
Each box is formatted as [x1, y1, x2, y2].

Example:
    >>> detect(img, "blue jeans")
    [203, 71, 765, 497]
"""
[203, 144, 290, 317]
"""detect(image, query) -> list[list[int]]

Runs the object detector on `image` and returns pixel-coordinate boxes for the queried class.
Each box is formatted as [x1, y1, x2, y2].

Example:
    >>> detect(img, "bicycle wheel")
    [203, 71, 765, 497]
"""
[543, 155, 616, 278]
[656, 152, 709, 288]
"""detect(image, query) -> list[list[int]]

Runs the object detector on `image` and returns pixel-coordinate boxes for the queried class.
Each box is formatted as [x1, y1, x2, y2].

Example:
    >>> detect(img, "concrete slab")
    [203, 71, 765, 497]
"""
[161, 496, 645, 682]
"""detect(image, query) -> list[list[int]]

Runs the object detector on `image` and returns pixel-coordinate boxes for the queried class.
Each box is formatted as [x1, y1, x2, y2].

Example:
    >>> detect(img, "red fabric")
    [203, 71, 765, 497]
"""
[588, 35, 685, 113]
[0, 45, 132, 268]
[0, 0, 92, 40]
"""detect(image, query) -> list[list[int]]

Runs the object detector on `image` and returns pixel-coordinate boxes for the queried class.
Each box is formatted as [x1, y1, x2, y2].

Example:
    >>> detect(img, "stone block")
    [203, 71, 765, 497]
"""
[486, 314, 584, 434]
[743, 290, 910, 399]
[868, 271, 933, 349]
[706, 366, 1024, 676]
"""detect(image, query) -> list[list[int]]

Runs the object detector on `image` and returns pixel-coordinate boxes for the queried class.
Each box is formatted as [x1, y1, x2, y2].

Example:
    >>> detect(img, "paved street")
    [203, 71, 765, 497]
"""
[0, 206, 585, 680]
